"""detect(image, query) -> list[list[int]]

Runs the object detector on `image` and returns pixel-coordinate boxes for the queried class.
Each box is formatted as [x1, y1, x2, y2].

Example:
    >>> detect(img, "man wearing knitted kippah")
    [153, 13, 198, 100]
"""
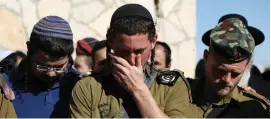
[4, 16, 79, 117]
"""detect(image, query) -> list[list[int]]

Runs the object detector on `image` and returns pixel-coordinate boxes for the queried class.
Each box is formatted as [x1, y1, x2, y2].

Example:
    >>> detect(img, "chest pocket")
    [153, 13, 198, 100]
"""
[90, 77, 121, 118]
[96, 92, 120, 118]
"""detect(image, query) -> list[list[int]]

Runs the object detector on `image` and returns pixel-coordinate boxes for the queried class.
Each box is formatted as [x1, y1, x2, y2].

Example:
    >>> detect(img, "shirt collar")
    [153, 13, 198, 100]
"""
[143, 62, 158, 88]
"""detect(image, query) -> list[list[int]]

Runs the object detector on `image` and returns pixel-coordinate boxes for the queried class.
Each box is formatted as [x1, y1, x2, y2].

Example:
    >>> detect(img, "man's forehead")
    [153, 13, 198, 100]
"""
[155, 47, 166, 57]
[114, 33, 149, 49]
[218, 63, 244, 72]
[115, 33, 149, 41]
[35, 50, 68, 62]
[155, 44, 165, 50]
[211, 51, 247, 71]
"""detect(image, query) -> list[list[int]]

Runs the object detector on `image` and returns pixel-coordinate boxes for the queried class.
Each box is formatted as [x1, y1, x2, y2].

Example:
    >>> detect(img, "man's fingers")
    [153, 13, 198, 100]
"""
[240, 86, 257, 93]
[112, 59, 125, 69]
[113, 72, 128, 90]
[112, 61, 126, 74]
[248, 87, 257, 93]
[109, 53, 130, 67]
[113, 73, 122, 84]
[135, 54, 142, 70]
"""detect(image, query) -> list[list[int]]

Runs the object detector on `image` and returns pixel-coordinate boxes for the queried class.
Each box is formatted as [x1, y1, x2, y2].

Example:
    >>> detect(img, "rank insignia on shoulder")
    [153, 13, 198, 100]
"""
[243, 90, 270, 107]
[3, 84, 15, 100]
[78, 71, 92, 78]
[157, 70, 179, 86]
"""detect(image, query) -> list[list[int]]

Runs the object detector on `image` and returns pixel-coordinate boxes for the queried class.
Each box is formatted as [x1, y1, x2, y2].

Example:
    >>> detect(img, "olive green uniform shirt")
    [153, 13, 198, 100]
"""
[0, 74, 16, 118]
[70, 64, 194, 118]
[190, 78, 270, 118]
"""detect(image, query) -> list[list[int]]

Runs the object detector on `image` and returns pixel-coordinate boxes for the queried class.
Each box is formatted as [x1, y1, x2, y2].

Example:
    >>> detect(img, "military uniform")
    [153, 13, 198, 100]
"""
[188, 18, 270, 118]
[189, 78, 270, 118]
[0, 74, 16, 118]
[70, 62, 195, 118]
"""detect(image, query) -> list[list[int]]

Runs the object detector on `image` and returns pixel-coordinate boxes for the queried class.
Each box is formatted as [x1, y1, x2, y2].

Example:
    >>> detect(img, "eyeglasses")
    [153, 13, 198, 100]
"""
[35, 62, 67, 73]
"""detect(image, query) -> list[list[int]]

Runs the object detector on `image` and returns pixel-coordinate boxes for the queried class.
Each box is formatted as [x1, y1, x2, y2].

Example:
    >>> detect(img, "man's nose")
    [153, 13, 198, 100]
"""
[222, 72, 231, 83]
[126, 53, 136, 66]
[46, 69, 57, 77]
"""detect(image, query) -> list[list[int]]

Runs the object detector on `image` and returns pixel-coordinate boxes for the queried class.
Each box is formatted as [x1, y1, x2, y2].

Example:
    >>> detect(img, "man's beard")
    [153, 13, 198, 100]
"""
[217, 83, 235, 96]
[213, 80, 235, 96]
[205, 77, 235, 101]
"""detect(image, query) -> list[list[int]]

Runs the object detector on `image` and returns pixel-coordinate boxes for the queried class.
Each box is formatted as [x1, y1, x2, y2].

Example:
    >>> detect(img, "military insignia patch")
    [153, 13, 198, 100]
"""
[4, 84, 15, 100]
[234, 52, 241, 59]
[78, 71, 92, 78]
[157, 71, 179, 86]
[98, 103, 110, 118]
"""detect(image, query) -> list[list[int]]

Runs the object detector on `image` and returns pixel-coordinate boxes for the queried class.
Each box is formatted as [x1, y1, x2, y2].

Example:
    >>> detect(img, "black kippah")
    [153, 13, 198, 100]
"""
[111, 4, 153, 23]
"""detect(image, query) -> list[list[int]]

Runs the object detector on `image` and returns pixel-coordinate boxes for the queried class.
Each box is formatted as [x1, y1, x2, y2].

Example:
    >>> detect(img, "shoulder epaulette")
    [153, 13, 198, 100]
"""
[157, 68, 192, 102]
[157, 68, 180, 86]
[78, 71, 92, 78]
[0, 74, 15, 100]
[243, 90, 270, 108]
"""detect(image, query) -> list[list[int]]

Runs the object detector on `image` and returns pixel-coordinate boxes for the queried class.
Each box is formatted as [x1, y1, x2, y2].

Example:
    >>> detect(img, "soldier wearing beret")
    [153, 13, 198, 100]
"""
[190, 18, 269, 118]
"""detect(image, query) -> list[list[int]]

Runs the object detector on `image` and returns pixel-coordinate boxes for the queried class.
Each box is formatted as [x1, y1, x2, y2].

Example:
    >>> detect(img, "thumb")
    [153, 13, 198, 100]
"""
[135, 54, 142, 70]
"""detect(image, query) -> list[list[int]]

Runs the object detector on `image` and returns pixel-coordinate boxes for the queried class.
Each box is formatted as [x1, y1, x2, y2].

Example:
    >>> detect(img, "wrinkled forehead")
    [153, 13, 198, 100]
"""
[113, 33, 150, 50]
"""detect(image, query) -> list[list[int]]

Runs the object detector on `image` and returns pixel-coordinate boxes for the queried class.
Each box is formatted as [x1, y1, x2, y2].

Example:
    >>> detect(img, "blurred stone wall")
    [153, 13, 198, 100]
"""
[0, 0, 196, 77]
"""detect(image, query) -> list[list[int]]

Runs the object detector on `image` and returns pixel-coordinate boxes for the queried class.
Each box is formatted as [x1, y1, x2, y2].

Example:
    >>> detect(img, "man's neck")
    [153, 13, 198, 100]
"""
[203, 82, 223, 103]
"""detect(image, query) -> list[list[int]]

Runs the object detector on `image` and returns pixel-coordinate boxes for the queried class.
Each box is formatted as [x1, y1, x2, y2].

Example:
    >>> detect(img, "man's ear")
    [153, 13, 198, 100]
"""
[151, 34, 158, 50]
[203, 49, 209, 63]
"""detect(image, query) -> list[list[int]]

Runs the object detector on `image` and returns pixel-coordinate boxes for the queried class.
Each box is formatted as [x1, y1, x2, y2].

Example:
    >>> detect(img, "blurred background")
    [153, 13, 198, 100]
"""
[0, 0, 269, 79]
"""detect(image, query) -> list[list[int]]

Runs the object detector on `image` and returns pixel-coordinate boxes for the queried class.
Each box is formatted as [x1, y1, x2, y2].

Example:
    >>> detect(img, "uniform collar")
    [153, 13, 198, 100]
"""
[143, 62, 158, 88]
[143, 62, 158, 78]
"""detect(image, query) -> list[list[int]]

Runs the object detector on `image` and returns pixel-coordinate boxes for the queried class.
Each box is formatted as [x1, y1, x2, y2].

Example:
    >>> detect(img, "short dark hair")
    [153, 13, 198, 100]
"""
[195, 59, 205, 79]
[106, 16, 156, 41]
[156, 41, 171, 67]
[92, 40, 107, 62]
[29, 32, 74, 57]
[92, 40, 107, 55]
[0, 51, 26, 74]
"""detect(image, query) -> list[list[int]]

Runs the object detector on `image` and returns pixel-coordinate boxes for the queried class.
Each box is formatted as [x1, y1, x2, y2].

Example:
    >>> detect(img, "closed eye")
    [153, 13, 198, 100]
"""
[134, 48, 146, 54]
[231, 71, 241, 78]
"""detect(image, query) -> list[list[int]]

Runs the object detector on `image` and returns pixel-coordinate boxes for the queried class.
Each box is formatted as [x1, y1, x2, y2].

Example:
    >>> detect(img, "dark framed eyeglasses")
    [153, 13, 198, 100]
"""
[35, 61, 68, 73]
